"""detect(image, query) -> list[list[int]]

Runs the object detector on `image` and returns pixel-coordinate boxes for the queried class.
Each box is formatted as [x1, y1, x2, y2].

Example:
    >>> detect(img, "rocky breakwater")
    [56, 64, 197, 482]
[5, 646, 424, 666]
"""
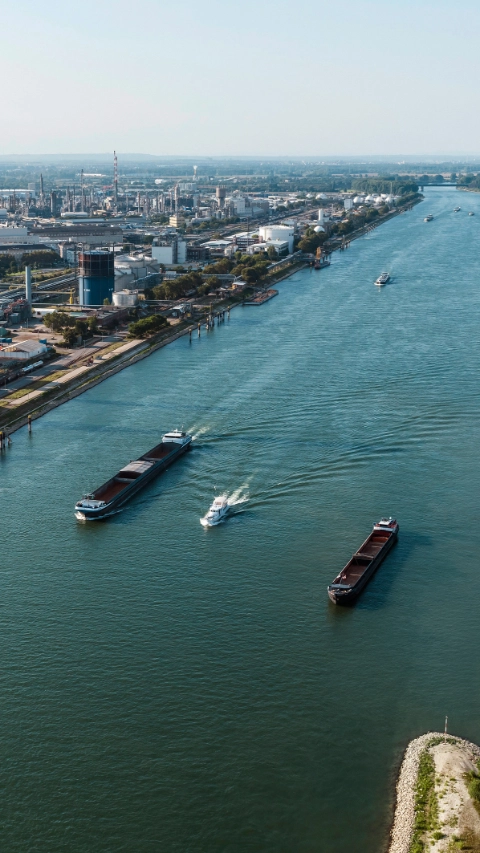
[389, 732, 480, 853]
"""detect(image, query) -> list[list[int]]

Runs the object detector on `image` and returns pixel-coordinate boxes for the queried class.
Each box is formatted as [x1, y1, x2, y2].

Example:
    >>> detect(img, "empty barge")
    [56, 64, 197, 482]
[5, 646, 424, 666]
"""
[75, 430, 192, 520]
[327, 517, 399, 604]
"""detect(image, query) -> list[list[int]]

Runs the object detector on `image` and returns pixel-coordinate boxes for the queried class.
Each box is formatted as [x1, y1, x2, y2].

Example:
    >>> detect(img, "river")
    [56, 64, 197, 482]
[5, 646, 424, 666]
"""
[2, 188, 480, 852]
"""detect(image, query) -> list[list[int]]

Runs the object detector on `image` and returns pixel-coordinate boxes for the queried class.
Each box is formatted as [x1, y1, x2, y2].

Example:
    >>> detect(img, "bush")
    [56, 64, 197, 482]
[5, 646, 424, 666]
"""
[467, 768, 480, 802]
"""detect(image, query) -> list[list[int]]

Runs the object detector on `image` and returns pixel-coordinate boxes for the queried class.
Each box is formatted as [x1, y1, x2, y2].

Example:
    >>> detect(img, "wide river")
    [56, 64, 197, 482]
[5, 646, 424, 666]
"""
[2, 188, 480, 852]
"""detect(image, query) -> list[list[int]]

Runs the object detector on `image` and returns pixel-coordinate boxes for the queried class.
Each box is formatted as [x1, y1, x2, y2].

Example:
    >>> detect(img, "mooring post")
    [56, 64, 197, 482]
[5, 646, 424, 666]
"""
[28, 415, 32, 433]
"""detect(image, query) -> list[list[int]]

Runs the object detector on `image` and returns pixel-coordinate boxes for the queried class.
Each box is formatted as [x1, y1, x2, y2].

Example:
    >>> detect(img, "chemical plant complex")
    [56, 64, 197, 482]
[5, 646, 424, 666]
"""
[0, 153, 412, 423]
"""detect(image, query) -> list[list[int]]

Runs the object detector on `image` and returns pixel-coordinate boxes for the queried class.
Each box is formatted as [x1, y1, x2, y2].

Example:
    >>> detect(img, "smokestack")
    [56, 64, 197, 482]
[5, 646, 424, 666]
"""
[25, 266, 32, 303]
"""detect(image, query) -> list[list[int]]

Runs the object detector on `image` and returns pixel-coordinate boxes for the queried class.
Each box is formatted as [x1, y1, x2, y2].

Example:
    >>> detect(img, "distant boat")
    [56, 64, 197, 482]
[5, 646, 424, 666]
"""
[469, 211, 475, 216]
[375, 272, 390, 286]
[424, 214, 434, 222]
[454, 206, 461, 212]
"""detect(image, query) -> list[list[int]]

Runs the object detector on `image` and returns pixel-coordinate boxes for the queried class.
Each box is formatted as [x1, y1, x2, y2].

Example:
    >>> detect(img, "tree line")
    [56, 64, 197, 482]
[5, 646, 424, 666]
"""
[0, 250, 62, 277]
[144, 250, 277, 301]
[43, 311, 98, 346]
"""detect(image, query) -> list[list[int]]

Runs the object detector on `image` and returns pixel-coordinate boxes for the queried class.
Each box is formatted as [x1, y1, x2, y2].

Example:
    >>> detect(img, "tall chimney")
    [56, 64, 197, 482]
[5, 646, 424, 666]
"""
[25, 265, 32, 304]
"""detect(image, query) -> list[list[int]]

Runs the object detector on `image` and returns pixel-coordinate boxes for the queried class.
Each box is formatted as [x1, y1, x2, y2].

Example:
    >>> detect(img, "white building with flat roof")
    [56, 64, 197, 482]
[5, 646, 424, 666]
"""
[0, 339, 47, 360]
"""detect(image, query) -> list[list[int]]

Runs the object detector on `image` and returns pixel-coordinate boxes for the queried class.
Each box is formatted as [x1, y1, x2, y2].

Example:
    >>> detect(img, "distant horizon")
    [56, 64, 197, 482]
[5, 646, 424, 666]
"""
[0, 153, 479, 164]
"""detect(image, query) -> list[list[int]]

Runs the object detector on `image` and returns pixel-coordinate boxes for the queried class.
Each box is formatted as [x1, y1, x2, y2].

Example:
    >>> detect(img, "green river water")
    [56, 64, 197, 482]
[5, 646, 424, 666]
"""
[1, 188, 480, 852]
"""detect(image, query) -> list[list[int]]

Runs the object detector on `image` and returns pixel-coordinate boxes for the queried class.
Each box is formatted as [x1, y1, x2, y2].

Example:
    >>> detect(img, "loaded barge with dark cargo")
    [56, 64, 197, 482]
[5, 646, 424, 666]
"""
[75, 430, 192, 520]
[327, 518, 399, 604]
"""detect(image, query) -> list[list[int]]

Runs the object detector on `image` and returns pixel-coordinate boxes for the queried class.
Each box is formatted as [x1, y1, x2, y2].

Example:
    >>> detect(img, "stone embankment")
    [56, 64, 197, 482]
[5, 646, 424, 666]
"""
[389, 732, 480, 853]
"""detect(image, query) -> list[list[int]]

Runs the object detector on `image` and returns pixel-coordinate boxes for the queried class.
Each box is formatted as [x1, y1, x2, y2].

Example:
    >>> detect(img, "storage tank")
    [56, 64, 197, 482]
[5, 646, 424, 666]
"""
[78, 250, 114, 306]
[112, 290, 139, 307]
[259, 224, 294, 253]
[216, 186, 227, 209]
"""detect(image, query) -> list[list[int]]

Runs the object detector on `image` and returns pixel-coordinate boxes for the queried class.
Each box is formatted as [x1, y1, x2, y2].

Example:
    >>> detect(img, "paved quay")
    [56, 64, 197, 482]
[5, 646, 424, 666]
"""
[2, 338, 143, 409]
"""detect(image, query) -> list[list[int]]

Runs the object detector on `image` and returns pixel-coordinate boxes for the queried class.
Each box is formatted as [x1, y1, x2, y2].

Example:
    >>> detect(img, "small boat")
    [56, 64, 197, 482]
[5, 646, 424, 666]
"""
[200, 494, 230, 527]
[424, 214, 434, 222]
[375, 272, 390, 286]
[454, 206, 461, 212]
[469, 211, 475, 216]
[327, 517, 399, 605]
[75, 430, 192, 520]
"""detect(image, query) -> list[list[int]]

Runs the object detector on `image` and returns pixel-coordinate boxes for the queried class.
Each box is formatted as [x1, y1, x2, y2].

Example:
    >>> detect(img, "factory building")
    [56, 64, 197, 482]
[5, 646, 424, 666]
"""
[78, 250, 115, 306]
[0, 339, 47, 360]
[152, 239, 187, 266]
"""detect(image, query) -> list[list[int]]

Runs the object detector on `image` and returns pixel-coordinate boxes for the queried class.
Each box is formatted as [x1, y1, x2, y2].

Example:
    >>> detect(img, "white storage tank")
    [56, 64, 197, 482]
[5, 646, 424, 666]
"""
[112, 290, 139, 307]
[258, 225, 294, 253]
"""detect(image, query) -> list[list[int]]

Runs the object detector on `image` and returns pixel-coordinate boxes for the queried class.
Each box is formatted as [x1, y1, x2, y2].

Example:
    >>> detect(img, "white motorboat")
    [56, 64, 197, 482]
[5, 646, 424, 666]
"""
[469, 211, 475, 216]
[375, 272, 390, 286]
[424, 214, 434, 221]
[200, 494, 230, 527]
[454, 206, 461, 212]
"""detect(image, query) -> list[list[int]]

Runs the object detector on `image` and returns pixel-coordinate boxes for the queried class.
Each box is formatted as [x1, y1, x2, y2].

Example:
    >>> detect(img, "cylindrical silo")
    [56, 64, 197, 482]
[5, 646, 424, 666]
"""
[78, 250, 114, 306]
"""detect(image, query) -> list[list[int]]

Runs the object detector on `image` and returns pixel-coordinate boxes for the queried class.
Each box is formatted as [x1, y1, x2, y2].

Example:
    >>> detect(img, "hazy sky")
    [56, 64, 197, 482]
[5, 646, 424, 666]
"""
[2, 0, 480, 157]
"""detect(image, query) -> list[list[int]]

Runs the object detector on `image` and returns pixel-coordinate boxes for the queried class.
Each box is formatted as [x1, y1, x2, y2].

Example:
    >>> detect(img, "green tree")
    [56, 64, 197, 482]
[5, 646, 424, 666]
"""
[0, 254, 18, 277]
[43, 310, 74, 333]
[21, 249, 60, 268]
[62, 327, 78, 347]
[267, 245, 278, 260]
[243, 266, 260, 284]
[74, 319, 89, 338]
[128, 314, 168, 338]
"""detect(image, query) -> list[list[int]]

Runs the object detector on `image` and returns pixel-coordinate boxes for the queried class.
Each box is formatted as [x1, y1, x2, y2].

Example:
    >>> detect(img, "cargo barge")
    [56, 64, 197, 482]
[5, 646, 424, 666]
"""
[243, 289, 278, 306]
[327, 517, 399, 604]
[75, 430, 192, 520]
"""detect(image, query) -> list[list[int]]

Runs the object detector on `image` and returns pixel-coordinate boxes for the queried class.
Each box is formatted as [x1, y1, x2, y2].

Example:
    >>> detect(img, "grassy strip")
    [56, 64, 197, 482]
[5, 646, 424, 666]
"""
[466, 759, 480, 813]
[410, 750, 439, 853]
[6, 370, 66, 400]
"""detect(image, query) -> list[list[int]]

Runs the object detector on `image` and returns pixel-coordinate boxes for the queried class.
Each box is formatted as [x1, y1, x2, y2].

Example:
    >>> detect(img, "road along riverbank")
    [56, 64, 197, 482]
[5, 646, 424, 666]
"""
[389, 733, 480, 853]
